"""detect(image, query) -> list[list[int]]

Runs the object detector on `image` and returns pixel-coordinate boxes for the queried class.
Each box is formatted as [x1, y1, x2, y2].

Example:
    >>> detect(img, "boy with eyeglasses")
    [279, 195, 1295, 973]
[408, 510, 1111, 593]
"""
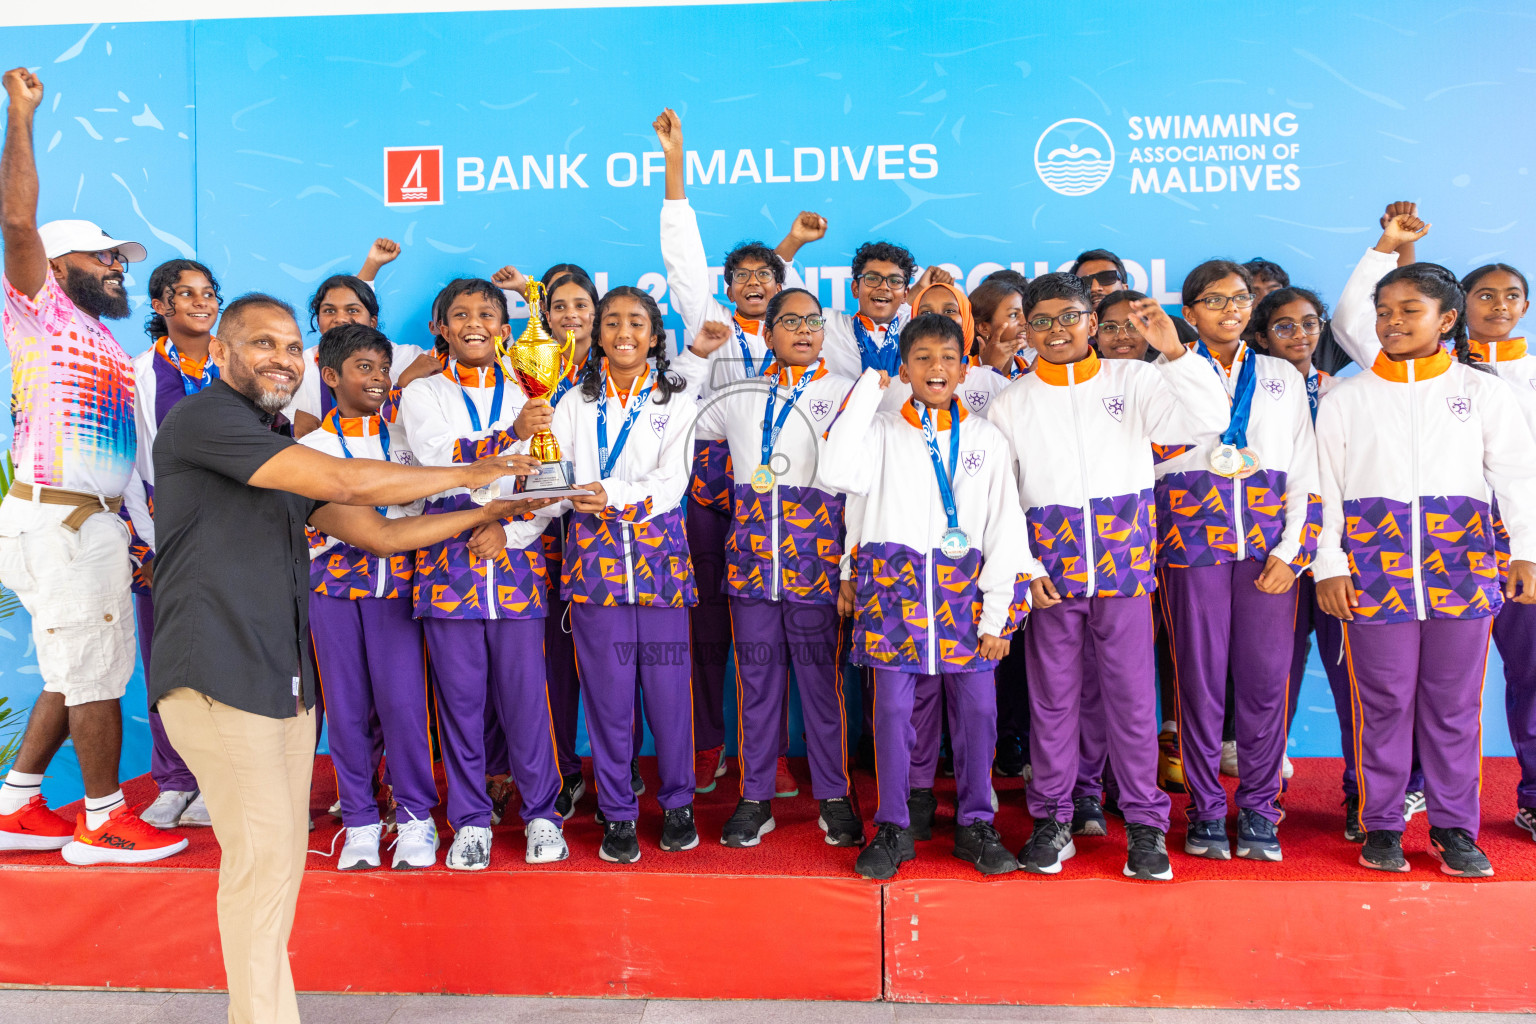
[989, 273, 1228, 878]
[655, 107, 806, 797]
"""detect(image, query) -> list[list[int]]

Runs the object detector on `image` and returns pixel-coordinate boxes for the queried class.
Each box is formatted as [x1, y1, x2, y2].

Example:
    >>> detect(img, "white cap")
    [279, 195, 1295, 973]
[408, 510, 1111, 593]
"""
[38, 219, 147, 263]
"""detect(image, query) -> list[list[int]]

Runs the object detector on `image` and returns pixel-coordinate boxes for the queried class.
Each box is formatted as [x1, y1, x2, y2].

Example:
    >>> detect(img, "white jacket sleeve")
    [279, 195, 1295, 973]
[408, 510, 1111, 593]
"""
[839, 491, 865, 581]
[692, 383, 729, 442]
[977, 440, 1039, 637]
[1480, 380, 1536, 566]
[1268, 368, 1322, 569]
[601, 397, 699, 523]
[659, 198, 731, 336]
[820, 312, 864, 381]
[1332, 247, 1399, 369]
[1140, 352, 1231, 445]
[819, 370, 887, 496]
[1311, 396, 1351, 582]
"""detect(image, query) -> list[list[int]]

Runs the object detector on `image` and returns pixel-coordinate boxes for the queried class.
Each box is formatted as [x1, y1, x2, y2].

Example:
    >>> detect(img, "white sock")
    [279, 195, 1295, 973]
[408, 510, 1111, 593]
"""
[85, 790, 125, 830]
[0, 770, 44, 814]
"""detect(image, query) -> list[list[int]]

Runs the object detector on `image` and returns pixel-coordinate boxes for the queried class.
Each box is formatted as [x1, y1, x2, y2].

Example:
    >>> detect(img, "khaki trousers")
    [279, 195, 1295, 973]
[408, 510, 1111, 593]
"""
[158, 687, 315, 1024]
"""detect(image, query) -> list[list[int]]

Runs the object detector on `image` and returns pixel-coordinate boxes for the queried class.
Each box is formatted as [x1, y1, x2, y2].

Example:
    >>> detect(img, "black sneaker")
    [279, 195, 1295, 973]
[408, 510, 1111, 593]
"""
[854, 822, 915, 880]
[1343, 794, 1365, 844]
[1517, 806, 1536, 842]
[1359, 829, 1409, 873]
[1235, 808, 1282, 862]
[599, 818, 640, 864]
[659, 804, 699, 852]
[906, 787, 937, 841]
[1428, 826, 1494, 878]
[856, 733, 876, 772]
[1123, 823, 1173, 880]
[1184, 818, 1231, 860]
[994, 735, 1027, 777]
[555, 772, 585, 819]
[1071, 795, 1107, 837]
[953, 820, 1017, 875]
[630, 758, 645, 796]
[1019, 817, 1075, 875]
[720, 798, 774, 848]
[818, 797, 865, 847]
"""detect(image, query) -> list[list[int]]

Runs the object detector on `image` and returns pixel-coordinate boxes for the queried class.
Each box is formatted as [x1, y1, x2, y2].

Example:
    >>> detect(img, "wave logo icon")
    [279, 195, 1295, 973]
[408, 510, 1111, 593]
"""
[1034, 118, 1115, 197]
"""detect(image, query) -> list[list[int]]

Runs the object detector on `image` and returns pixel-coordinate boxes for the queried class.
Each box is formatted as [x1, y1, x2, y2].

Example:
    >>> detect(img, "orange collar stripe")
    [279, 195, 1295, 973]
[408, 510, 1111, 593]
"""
[321, 414, 381, 438]
[1469, 337, 1528, 363]
[900, 400, 968, 431]
[1370, 348, 1453, 382]
[1031, 349, 1101, 386]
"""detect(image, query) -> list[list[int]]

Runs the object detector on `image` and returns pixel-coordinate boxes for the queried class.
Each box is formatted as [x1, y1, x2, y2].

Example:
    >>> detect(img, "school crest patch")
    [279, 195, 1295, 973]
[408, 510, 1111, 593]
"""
[650, 413, 670, 437]
[1260, 378, 1286, 399]
[961, 450, 986, 477]
[809, 398, 832, 419]
[1446, 396, 1472, 422]
[965, 390, 990, 411]
[1102, 395, 1125, 421]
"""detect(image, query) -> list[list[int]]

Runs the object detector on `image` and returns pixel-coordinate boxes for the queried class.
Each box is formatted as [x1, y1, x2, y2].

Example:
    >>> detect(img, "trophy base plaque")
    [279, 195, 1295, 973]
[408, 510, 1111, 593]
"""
[513, 459, 578, 494]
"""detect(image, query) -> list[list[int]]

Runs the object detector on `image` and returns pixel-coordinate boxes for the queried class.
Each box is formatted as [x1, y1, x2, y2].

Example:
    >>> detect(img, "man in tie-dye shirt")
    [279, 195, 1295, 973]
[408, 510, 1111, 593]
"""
[0, 66, 185, 865]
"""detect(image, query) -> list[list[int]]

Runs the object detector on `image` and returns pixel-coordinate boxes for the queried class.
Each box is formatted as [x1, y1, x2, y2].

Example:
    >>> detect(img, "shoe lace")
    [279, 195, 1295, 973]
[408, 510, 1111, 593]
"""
[391, 815, 434, 851]
[1242, 811, 1277, 840]
[1033, 818, 1068, 847]
[308, 826, 346, 858]
[1364, 829, 1400, 850]
[607, 819, 637, 839]
[968, 820, 1002, 844]
[1434, 827, 1478, 853]
[664, 805, 693, 826]
[874, 822, 905, 846]
[1126, 824, 1162, 852]
[726, 800, 764, 827]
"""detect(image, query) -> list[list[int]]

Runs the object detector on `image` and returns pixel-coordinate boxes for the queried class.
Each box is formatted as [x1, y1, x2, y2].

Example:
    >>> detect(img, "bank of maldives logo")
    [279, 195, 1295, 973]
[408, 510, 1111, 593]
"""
[384, 146, 443, 206]
[1034, 119, 1115, 197]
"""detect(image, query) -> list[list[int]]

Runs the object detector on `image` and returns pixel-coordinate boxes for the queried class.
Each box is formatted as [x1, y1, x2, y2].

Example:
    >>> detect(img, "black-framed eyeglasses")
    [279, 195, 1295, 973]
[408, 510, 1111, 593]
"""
[1027, 310, 1089, 331]
[773, 313, 826, 332]
[1193, 292, 1255, 311]
[731, 267, 777, 285]
[1096, 320, 1144, 340]
[1076, 270, 1123, 289]
[87, 249, 127, 267]
[1269, 317, 1325, 339]
[857, 271, 908, 290]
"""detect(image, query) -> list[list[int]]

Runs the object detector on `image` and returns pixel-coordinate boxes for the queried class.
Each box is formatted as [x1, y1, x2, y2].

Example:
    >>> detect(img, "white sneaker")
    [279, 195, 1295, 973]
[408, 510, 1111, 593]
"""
[141, 789, 196, 829]
[1021, 763, 1033, 782]
[178, 792, 212, 827]
[525, 817, 569, 864]
[1281, 755, 1294, 780]
[391, 814, 439, 870]
[338, 822, 383, 870]
[1404, 790, 1426, 821]
[446, 825, 492, 871]
[1220, 740, 1240, 778]
[989, 786, 1000, 814]
[328, 799, 342, 817]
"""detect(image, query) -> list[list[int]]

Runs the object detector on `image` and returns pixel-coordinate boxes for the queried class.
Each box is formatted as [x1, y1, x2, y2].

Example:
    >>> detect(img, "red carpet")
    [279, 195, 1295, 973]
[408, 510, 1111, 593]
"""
[12, 755, 1535, 881]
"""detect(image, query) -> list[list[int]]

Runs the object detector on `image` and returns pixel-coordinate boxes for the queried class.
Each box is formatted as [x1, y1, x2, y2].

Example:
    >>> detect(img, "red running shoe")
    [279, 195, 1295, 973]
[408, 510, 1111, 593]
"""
[0, 795, 73, 851]
[61, 805, 189, 865]
[695, 745, 726, 794]
[774, 756, 800, 799]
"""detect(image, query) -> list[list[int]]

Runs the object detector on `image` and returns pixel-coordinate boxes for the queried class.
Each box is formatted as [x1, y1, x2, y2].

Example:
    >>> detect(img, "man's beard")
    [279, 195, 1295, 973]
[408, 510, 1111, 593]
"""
[61, 265, 130, 320]
[223, 358, 294, 415]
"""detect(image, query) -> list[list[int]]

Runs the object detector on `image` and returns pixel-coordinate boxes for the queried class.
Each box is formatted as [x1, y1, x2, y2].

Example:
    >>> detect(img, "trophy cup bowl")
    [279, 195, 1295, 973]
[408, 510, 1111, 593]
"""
[505, 281, 578, 494]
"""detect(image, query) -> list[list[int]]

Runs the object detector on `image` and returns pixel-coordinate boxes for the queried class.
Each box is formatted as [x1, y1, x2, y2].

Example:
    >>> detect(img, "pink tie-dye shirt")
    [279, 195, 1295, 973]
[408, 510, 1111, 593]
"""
[2, 270, 136, 496]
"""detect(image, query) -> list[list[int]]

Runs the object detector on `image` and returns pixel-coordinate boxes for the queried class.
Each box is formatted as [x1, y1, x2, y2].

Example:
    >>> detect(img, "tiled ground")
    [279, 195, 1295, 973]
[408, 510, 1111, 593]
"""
[0, 992, 1526, 1024]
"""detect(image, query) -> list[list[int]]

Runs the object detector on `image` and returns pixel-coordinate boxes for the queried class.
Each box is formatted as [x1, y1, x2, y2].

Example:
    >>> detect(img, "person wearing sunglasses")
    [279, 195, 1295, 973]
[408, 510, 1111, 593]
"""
[1070, 248, 1129, 305]
[0, 67, 191, 866]
[1152, 259, 1320, 866]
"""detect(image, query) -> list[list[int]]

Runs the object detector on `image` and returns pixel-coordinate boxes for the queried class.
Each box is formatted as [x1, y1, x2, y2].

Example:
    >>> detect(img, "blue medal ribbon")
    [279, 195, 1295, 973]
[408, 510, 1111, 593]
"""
[455, 361, 505, 433]
[853, 313, 903, 374]
[917, 399, 962, 535]
[759, 362, 821, 470]
[1305, 370, 1321, 424]
[734, 319, 774, 378]
[597, 370, 657, 477]
[553, 347, 596, 405]
[161, 337, 219, 396]
[326, 409, 390, 515]
[1197, 340, 1259, 449]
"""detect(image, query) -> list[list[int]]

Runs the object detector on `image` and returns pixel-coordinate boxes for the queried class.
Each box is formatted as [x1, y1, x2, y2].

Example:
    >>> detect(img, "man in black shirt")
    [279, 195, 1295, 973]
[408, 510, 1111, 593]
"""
[149, 293, 548, 1024]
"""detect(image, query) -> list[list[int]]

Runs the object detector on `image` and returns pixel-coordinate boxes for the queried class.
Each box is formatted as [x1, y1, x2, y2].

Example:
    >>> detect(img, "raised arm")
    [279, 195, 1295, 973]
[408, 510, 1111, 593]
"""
[249, 442, 539, 507]
[356, 237, 399, 283]
[309, 495, 556, 557]
[1, 68, 47, 299]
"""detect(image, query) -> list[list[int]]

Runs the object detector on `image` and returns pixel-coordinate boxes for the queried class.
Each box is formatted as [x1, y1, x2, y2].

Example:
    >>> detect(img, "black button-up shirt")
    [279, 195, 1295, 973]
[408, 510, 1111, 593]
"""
[148, 379, 324, 719]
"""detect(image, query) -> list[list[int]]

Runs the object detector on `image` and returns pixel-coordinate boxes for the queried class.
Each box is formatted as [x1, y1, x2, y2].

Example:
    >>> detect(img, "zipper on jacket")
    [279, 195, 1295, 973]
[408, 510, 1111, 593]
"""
[1067, 363, 1096, 596]
[1408, 359, 1425, 619]
[374, 555, 387, 599]
[770, 484, 781, 602]
[622, 522, 636, 604]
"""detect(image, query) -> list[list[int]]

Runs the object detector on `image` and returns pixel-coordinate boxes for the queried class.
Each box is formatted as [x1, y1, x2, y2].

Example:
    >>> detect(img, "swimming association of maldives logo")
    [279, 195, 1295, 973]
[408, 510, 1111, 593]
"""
[1034, 119, 1115, 197]
[384, 146, 443, 206]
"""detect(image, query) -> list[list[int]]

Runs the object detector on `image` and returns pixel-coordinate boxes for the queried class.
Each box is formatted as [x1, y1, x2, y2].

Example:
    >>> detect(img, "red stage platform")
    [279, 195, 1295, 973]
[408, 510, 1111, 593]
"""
[2, 757, 1534, 1009]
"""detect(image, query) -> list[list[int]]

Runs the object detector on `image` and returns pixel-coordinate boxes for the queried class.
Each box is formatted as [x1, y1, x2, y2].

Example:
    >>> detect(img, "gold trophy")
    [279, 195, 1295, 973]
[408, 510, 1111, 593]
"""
[500, 279, 578, 493]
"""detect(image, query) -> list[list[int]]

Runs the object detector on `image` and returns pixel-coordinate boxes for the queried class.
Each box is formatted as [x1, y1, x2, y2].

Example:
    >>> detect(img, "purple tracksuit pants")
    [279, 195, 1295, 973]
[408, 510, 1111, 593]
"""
[687, 499, 732, 751]
[135, 591, 198, 793]
[1073, 638, 1110, 800]
[422, 616, 561, 830]
[309, 593, 437, 828]
[1024, 595, 1171, 830]
[1159, 560, 1298, 825]
[571, 602, 694, 821]
[872, 668, 996, 829]
[1493, 599, 1536, 809]
[1343, 616, 1492, 836]
[729, 598, 849, 802]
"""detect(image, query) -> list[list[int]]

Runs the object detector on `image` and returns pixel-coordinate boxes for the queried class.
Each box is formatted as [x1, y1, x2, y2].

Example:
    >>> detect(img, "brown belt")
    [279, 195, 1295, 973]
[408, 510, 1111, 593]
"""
[9, 481, 123, 531]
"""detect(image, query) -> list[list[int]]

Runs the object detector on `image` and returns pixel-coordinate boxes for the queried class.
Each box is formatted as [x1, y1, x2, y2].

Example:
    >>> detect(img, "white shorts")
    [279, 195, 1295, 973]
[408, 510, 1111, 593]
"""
[0, 491, 135, 705]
